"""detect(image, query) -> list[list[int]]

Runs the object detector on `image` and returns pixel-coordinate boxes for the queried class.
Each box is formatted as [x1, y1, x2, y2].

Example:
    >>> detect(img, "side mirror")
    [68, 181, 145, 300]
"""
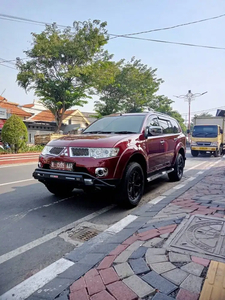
[220, 129, 223, 134]
[144, 126, 149, 138]
[187, 129, 190, 134]
[148, 126, 163, 136]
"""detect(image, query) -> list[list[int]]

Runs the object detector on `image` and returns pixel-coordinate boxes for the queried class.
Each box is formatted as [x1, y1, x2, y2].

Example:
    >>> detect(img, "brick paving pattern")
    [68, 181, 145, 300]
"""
[61, 161, 225, 300]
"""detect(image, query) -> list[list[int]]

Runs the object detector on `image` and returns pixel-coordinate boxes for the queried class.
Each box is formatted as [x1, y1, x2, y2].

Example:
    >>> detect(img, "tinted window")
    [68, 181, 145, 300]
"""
[147, 115, 159, 126]
[158, 118, 173, 134]
[83, 115, 146, 134]
[170, 119, 180, 133]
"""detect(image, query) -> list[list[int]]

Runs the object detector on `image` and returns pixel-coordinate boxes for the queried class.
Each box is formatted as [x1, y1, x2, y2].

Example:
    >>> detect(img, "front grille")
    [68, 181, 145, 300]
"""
[196, 142, 211, 146]
[49, 147, 64, 155]
[70, 147, 89, 157]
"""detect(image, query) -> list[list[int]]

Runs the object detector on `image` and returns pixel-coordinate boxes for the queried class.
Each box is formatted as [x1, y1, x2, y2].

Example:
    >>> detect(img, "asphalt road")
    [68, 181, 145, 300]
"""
[0, 150, 222, 296]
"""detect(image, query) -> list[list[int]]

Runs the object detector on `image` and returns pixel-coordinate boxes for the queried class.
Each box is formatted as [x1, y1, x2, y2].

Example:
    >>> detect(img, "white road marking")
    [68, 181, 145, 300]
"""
[150, 196, 165, 204]
[173, 184, 186, 190]
[184, 161, 206, 173]
[186, 177, 196, 181]
[0, 162, 37, 168]
[0, 258, 74, 300]
[105, 215, 137, 234]
[0, 179, 35, 187]
[0, 205, 115, 265]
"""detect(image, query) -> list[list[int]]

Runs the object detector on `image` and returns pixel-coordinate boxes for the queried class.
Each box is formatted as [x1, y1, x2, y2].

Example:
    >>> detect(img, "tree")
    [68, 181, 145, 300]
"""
[17, 20, 112, 132]
[94, 58, 163, 116]
[1, 115, 28, 153]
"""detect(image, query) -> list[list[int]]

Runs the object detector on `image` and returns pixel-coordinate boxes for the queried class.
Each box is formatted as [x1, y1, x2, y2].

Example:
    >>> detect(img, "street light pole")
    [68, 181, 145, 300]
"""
[174, 90, 207, 141]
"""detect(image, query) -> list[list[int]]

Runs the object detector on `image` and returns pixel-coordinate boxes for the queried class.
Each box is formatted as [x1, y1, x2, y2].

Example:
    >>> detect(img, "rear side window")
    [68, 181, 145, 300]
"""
[158, 118, 173, 134]
[170, 119, 180, 133]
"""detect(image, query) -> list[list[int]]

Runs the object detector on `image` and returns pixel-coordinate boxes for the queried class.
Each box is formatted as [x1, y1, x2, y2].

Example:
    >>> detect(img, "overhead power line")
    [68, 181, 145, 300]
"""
[110, 13, 225, 38]
[0, 12, 225, 51]
[0, 63, 17, 70]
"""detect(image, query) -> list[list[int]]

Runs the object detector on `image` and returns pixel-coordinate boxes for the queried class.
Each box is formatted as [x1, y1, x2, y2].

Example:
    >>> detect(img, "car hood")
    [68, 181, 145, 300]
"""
[48, 134, 137, 148]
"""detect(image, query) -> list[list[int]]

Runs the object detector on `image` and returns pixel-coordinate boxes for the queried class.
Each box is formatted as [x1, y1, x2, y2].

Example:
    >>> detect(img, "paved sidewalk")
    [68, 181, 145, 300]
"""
[10, 159, 225, 300]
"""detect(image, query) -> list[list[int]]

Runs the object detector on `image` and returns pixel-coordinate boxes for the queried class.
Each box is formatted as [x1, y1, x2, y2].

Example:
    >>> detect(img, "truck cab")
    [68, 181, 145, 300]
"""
[190, 117, 225, 157]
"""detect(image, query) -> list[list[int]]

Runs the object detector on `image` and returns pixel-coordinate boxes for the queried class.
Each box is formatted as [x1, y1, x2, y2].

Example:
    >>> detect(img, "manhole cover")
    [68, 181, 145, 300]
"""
[166, 215, 225, 262]
[68, 227, 100, 242]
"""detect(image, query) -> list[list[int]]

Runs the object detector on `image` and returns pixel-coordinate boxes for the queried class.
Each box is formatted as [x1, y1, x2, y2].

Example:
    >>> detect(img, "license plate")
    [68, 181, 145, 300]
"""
[50, 161, 73, 171]
[192, 147, 216, 151]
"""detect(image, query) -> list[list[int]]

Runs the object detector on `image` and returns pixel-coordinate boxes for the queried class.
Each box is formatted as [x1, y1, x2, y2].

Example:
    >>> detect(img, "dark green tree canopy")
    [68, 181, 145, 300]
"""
[1, 115, 28, 153]
[16, 20, 111, 132]
[94, 57, 163, 116]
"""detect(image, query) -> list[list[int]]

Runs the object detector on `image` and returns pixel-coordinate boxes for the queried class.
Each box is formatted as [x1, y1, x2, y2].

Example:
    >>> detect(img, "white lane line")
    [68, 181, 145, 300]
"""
[0, 205, 115, 265]
[150, 196, 165, 205]
[197, 171, 204, 175]
[0, 258, 74, 300]
[186, 177, 196, 181]
[184, 161, 206, 173]
[0, 162, 37, 168]
[0, 179, 35, 187]
[105, 215, 137, 234]
[173, 184, 186, 190]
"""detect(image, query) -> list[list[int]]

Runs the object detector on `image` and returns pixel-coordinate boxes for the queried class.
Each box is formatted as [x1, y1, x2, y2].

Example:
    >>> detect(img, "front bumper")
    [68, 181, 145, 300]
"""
[33, 168, 118, 189]
[191, 146, 216, 151]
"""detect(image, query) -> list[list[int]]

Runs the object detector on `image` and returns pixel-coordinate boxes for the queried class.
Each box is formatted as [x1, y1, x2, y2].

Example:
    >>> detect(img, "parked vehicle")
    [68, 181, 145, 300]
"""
[33, 111, 186, 207]
[190, 116, 225, 157]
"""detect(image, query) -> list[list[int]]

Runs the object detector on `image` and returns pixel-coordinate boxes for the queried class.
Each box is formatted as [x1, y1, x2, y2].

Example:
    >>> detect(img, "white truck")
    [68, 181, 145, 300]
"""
[190, 116, 225, 157]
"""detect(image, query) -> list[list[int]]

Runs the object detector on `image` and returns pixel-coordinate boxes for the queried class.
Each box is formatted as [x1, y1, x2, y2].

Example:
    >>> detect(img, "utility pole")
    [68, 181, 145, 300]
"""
[174, 90, 207, 141]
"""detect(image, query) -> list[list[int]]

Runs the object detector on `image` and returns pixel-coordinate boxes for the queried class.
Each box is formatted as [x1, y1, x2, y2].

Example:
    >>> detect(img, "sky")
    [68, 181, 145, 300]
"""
[1, 0, 225, 122]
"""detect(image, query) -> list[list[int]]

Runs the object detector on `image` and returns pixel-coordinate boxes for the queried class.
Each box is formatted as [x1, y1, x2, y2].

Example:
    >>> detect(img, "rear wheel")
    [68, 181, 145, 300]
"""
[45, 183, 74, 196]
[191, 150, 199, 157]
[168, 153, 184, 182]
[117, 162, 144, 208]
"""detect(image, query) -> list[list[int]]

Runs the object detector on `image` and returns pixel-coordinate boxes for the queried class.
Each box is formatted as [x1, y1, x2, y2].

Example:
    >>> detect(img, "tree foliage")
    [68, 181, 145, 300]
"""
[1, 115, 28, 153]
[94, 58, 163, 116]
[16, 20, 112, 132]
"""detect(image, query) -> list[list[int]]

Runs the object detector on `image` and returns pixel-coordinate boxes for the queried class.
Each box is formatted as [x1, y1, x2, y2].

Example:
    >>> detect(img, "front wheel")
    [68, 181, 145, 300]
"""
[168, 153, 184, 182]
[117, 162, 144, 208]
[191, 150, 199, 157]
[45, 183, 74, 196]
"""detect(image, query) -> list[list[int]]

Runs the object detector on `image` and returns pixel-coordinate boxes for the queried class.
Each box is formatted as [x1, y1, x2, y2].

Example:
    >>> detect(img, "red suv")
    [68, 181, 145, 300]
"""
[33, 111, 186, 207]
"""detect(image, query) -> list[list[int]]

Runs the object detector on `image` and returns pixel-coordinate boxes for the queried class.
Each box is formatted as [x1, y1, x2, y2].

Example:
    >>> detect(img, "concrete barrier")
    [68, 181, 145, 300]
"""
[0, 152, 40, 166]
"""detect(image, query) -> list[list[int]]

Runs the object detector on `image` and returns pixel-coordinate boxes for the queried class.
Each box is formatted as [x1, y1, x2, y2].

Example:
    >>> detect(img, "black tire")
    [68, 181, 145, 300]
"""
[45, 183, 74, 196]
[214, 148, 220, 157]
[117, 162, 144, 208]
[191, 150, 199, 157]
[168, 153, 184, 182]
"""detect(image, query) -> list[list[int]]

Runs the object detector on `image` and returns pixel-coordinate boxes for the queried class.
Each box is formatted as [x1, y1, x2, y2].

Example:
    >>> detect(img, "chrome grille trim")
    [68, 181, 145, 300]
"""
[196, 142, 211, 146]
[70, 147, 90, 157]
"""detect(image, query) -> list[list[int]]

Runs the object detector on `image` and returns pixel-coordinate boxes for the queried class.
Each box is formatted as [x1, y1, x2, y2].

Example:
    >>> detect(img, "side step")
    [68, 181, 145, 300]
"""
[147, 169, 173, 182]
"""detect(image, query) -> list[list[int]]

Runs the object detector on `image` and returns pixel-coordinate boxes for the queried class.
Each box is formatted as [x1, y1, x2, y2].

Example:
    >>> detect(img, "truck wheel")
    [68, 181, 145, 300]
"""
[191, 150, 199, 157]
[168, 153, 184, 182]
[45, 183, 74, 196]
[214, 149, 220, 157]
[117, 162, 144, 208]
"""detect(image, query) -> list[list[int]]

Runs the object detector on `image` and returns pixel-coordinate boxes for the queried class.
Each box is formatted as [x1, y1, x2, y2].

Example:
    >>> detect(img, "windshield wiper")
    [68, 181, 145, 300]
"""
[83, 131, 113, 134]
[114, 131, 137, 134]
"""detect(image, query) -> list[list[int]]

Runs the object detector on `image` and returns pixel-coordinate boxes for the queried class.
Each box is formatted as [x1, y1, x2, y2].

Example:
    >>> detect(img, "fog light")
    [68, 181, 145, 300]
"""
[95, 168, 108, 177]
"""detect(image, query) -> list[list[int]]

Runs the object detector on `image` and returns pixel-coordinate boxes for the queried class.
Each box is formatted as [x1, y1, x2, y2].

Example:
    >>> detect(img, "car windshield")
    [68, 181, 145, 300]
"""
[83, 115, 146, 134]
[192, 125, 218, 138]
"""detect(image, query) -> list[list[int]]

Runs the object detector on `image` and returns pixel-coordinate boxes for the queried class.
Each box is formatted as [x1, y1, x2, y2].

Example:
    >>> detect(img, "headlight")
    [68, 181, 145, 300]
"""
[211, 142, 218, 146]
[89, 148, 119, 159]
[41, 145, 53, 155]
[191, 141, 197, 146]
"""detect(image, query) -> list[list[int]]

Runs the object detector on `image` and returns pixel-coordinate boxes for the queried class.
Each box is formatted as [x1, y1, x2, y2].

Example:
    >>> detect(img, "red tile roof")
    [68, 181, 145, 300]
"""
[23, 104, 34, 108]
[30, 110, 77, 122]
[0, 98, 32, 118]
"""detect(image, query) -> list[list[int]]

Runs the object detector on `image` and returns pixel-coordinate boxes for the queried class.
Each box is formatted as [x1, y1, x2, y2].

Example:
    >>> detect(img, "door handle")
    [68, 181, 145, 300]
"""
[174, 138, 178, 141]
[160, 140, 165, 144]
